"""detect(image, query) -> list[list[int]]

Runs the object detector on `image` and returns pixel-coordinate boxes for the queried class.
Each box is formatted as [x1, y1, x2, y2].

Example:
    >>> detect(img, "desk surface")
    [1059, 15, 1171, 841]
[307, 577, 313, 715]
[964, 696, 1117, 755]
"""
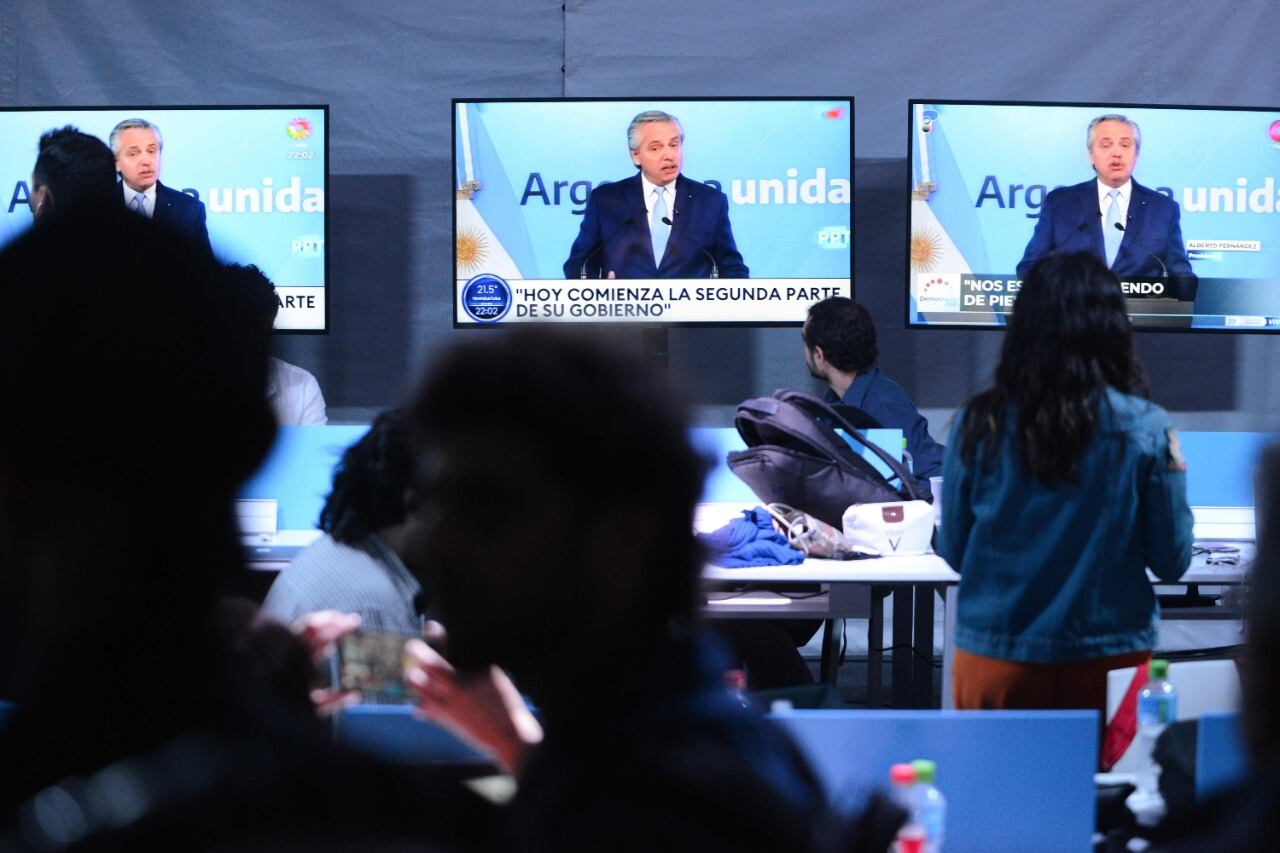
[704, 554, 957, 584]
[697, 501, 957, 583]
[699, 503, 1249, 586]
[246, 505, 1249, 587]
[1175, 541, 1251, 584]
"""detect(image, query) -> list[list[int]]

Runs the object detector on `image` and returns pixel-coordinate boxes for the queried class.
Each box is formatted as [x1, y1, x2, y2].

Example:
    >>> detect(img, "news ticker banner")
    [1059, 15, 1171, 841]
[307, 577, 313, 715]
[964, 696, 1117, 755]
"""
[915, 272, 1280, 330]
[455, 277, 847, 324]
[1, 107, 327, 330]
[908, 102, 1280, 326]
[454, 99, 851, 324]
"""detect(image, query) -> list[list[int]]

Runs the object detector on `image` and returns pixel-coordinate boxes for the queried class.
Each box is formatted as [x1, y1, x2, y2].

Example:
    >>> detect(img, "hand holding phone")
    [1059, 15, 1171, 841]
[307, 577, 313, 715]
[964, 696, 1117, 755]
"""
[337, 630, 417, 703]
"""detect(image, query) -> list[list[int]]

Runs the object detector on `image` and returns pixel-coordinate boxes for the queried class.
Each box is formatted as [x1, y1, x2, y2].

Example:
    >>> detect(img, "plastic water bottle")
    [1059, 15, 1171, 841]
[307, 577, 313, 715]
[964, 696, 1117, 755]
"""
[1135, 659, 1178, 795]
[910, 759, 946, 853]
[890, 763, 925, 853]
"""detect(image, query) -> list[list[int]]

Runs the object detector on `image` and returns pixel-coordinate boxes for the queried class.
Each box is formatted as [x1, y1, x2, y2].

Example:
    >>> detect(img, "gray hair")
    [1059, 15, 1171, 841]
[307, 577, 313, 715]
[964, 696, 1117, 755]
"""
[1086, 114, 1141, 152]
[627, 110, 683, 151]
[109, 118, 164, 157]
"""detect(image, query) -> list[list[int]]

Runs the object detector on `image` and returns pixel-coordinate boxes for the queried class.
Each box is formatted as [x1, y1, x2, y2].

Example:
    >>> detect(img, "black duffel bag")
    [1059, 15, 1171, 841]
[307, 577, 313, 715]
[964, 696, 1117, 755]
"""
[727, 389, 927, 529]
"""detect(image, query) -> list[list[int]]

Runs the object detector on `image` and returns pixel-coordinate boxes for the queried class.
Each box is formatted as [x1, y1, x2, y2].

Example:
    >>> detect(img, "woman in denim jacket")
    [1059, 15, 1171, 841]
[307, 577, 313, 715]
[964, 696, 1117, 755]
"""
[940, 251, 1193, 719]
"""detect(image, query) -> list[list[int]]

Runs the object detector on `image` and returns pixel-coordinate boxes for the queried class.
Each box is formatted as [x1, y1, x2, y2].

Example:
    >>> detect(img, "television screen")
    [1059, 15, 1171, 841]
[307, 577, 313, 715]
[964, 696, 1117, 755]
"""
[1, 105, 328, 331]
[453, 97, 852, 326]
[907, 100, 1280, 332]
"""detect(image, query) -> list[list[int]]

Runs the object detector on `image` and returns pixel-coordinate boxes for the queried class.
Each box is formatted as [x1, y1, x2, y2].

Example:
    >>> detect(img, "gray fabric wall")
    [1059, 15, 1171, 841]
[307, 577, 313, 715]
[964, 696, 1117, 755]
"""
[5, 0, 1280, 430]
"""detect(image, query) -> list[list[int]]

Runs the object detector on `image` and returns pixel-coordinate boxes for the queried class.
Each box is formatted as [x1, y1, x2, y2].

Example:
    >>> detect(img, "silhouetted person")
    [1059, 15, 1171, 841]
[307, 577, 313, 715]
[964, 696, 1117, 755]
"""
[28, 125, 117, 225]
[406, 328, 900, 852]
[0, 210, 490, 850]
[1153, 443, 1280, 852]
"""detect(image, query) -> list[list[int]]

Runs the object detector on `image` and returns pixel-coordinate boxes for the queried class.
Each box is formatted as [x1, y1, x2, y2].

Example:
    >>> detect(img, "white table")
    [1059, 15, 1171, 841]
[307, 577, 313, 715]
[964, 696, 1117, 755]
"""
[697, 503, 959, 708]
[697, 504, 1249, 709]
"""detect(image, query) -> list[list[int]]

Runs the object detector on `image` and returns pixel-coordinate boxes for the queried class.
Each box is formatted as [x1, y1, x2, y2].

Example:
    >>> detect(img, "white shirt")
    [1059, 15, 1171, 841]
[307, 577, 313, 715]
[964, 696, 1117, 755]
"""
[122, 182, 157, 218]
[267, 357, 327, 425]
[641, 174, 677, 224]
[1097, 178, 1132, 224]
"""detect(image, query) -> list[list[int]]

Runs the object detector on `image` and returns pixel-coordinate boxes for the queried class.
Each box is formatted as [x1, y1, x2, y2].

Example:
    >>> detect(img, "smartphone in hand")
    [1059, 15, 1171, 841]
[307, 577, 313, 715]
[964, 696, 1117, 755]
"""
[336, 630, 416, 703]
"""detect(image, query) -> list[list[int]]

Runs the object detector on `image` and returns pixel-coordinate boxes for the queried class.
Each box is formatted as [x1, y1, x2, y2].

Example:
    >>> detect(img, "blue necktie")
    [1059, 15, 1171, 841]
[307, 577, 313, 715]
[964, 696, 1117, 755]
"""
[651, 187, 670, 266]
[131, 192, 150, 219]
[1104, 188, 1122, 267]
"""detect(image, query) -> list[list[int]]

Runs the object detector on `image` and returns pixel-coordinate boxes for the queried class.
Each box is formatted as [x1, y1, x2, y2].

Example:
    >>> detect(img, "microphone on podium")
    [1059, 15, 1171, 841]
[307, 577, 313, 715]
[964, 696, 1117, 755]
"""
[580, 209, 644, 279]
[1114, 221, 1168, 279]
[661, 215, 718, 279]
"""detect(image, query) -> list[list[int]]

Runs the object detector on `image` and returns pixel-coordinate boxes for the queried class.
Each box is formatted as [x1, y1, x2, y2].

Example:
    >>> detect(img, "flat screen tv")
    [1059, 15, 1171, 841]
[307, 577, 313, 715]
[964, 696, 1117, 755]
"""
[453, 97, 852, 326]
[1, 105, 329, 331]
[907, 99, 1280, 332]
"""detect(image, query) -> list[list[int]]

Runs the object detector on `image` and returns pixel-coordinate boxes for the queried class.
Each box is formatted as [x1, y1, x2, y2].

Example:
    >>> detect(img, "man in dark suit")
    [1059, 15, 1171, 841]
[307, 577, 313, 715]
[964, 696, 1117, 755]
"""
[563, 110, 748, 279]
[111, 117, 213, 256]
[1017, 114, 1195, 293]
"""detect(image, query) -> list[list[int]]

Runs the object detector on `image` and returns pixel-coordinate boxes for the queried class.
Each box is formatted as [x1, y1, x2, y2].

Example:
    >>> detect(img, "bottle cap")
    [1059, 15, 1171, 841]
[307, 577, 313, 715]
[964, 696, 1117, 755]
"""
[1149, 659, 1169, 679]
[911, 759, 936, 783]
[890, 763, 915, 785]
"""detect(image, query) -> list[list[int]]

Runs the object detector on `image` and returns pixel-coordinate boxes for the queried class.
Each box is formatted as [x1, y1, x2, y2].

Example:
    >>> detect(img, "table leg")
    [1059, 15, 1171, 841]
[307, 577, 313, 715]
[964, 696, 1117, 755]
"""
[819, 618, 838, 686]
[913, 584, 935, 708]
[942, 584, 957, 709]
[868, 585, 889, 708]
[892, 586, 913, 708]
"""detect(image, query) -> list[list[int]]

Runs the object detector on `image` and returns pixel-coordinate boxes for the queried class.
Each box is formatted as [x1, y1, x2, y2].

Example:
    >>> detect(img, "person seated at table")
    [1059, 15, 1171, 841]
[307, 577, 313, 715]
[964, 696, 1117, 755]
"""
[224, 262, 328, 425]
[403, 327, 902, 851]
[0, 209, 493, 849]
[940, 251, 1193, 728]
[720, 295, 947, 691]
[263, 409, 427, 636]
[803, 296, 944, 480]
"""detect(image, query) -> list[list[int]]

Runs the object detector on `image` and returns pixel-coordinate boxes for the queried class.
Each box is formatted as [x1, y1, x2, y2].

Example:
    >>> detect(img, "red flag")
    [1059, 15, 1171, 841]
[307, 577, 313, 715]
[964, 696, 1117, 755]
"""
[1101, 661, 1150, 770]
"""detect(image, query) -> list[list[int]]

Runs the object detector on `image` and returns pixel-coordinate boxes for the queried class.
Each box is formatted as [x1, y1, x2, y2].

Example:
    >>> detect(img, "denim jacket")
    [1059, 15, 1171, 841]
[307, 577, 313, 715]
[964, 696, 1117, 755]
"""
[939, 389, 1193, 663]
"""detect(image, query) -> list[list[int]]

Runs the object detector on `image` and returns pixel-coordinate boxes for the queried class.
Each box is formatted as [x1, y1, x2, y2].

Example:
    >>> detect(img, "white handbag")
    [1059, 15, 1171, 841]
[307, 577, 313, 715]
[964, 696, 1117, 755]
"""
[841, 500, 935, 557]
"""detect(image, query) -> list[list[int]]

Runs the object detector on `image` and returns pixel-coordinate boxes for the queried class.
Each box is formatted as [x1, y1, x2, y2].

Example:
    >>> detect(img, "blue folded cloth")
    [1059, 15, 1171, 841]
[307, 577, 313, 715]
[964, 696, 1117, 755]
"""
[698, 507, 804, 568]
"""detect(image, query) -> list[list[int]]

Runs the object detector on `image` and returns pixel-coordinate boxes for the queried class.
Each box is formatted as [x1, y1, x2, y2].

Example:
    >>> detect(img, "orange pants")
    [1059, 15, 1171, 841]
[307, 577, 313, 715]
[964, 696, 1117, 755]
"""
[952, 647, 1150, 717]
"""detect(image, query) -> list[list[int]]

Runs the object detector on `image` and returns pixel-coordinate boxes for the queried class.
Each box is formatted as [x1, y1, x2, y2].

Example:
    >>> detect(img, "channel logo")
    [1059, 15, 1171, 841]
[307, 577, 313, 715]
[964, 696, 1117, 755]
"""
[461, 274, 512, 323]
[291, 233, 324, 257]
[817, 225, 850, 249]
[916, 273, 960, 311]
[287, 118, 312, 141]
